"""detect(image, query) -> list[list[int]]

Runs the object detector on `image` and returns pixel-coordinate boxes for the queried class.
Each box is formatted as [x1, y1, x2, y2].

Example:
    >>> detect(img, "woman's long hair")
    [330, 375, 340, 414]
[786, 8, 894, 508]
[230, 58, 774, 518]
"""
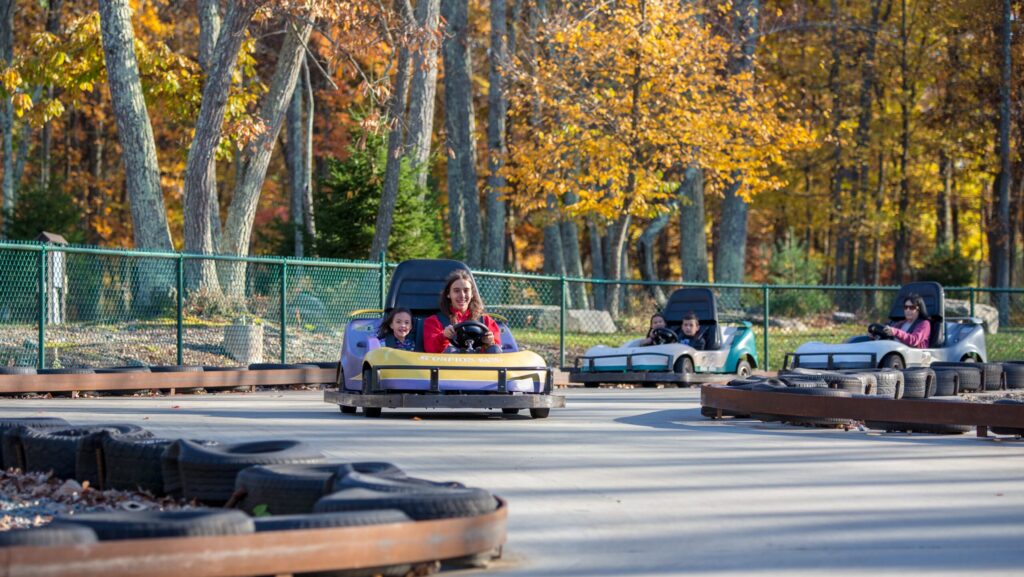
[439, 270, 484, 319]
[904, 293, 929, 320]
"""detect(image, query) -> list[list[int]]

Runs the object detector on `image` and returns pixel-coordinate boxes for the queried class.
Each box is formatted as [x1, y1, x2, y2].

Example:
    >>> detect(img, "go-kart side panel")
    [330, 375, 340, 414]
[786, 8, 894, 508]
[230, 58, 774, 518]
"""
[792, 320, 987, 369]
[578, 344, 684, 372]
[340, 319, 380, 391]
[360, 348, 549, 393]
[722, 326, 758, 371]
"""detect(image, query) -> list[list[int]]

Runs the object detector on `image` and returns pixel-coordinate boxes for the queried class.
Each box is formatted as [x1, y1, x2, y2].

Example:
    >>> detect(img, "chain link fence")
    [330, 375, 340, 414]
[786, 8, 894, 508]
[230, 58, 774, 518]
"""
[2, 241, 1022, 370]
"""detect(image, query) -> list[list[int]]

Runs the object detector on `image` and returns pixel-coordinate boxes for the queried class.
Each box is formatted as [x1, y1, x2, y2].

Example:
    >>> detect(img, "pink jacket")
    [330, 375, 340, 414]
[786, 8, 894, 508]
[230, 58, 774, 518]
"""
[890, 319, 931, 348]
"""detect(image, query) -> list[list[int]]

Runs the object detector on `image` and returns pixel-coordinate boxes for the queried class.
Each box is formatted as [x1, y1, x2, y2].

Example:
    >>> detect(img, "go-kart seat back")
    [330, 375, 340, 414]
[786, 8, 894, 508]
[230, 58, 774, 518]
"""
[889, 281, 945, 348]
[662, 288, 721, 351]
[385, 259, 472, 317]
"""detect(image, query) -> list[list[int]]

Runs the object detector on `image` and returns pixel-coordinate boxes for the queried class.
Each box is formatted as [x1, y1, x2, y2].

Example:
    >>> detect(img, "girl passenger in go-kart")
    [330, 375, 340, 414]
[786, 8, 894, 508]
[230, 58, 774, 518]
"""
[377, 307, 416, 351]
[423, 270, 503, 354]
[869, 293, 931, 348]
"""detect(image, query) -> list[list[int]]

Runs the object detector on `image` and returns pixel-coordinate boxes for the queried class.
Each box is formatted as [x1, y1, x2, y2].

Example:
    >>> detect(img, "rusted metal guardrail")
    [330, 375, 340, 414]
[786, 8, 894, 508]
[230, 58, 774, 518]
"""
[0, 368, 336, 395]
[701, 385, 1024, 437]
[0, 499, 507, 577]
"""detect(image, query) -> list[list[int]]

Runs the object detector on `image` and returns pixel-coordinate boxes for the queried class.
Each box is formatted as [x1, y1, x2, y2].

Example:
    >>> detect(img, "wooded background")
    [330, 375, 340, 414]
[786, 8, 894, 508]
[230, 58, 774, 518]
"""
[0, 0, 1020, 303]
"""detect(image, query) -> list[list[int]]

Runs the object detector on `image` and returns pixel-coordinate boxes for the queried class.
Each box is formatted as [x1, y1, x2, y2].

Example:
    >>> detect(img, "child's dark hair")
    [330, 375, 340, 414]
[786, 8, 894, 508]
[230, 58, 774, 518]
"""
[378, 307, 413, 339]
[682, 312, 699, 322]
[650, 312, 666, 324]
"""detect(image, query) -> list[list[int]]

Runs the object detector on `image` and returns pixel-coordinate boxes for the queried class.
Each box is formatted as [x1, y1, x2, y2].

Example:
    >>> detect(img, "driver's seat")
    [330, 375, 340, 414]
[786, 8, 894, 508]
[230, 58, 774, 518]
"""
[661, 288, 721, 350]
[888, 281, 945, 348]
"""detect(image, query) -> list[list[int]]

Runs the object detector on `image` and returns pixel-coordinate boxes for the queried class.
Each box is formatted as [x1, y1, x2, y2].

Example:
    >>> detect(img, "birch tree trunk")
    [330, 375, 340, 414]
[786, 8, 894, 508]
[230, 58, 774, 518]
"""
[679, 165, 709, 282]
[183, 0, 257, 292]
[221, 18, 314, 298]
[714, 0, 758, 290]
[483, 0, 509, 270]
[197, 0, 222, 253]
[441, 0, 477, 264]
[98, 0, 172, 252]
[369, 0, 415, 260]
[405, 0, 441, 190]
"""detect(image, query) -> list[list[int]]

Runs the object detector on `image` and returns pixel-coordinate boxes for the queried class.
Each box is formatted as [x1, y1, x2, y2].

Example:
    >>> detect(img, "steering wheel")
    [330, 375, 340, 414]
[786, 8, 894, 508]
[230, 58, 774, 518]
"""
[451, 320, 490, 351]
[650, 327, 679, 345]
[867, 323, 892, 340]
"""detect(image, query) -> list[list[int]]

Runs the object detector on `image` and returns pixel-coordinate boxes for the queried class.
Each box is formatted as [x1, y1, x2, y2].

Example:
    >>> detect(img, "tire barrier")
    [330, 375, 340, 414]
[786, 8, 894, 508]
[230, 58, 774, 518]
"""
[0, 417, 70, 470]
[17, 425, 150, 480]
[102, 435, 174, 494]
[50, 509, 255, 541]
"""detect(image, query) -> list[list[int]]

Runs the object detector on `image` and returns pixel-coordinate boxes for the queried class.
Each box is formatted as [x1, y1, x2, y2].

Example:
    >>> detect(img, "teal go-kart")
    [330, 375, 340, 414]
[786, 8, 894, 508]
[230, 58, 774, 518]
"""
[567, 288, 759, 387]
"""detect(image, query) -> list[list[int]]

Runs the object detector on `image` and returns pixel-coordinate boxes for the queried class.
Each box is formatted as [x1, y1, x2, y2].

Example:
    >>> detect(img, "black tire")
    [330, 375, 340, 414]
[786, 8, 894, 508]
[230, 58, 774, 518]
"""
[363, 407, 382, 418]
[19, 425, 149, 481]
[339, 405, 357, 414]
[254, 509, 412, 532]
[1003, 363, 1024, 390]
[777, 387, 852, 398]
[50, 509, 254, 541]
[102, 436, 174, 494]
[248, 363, 320, 370]
[0, 366, 37, 375]
[0, 417, 70, 470]
[864, 420, 972, 434]
[37, 368, 95, 375]
[0, 523, 98, 547]
[866, 369, 904, 399]
[932, 361, 1003, 391]
[735, 359, 752, 377]
[95, 366, 151, 374]
[201, 366, 247, 372]
[990, 399, 1024, 436]
[502, 408, 520, 415]
[820, 373, 869, 394]
[235, 463, 344, 515]
[879, 354, 904, 370]
[362, 366, 375, 394]
[314, 487, 498, 521]
[530, 408, 551, 419]
[149, 365, 204, 373]
[901, 368, 935, 399]
[777, 387, 855, 426]
[779, 375, 829, 389]
[176, 439, 325, 505]
[335, 462, 406, 480]
[334, 471, 464, 494]
[938, 365, 983, 392]
[931, 369, 959, 397]
[75, 425, 153, 487]
[161, 439, 221, 498]
[335, 364, 345, 388]
[673, 356, 694, 375]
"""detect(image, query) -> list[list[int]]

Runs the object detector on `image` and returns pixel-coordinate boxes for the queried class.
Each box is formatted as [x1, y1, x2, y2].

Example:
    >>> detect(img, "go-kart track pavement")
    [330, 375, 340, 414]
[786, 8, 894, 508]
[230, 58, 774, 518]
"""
[3, 387, 1023, 577]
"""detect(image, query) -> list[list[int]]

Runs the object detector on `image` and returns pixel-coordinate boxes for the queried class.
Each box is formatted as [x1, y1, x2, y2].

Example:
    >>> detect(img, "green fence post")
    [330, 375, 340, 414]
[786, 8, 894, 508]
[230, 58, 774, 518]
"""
[969, 287, 975, 318]
[37, 247, 46, 369]
[559, 276, 567, 368]
[379, 251, 387, 309]
[762, 284, 770, 371]
[177, 255, 184, 366]
[280, 260, 288, 363]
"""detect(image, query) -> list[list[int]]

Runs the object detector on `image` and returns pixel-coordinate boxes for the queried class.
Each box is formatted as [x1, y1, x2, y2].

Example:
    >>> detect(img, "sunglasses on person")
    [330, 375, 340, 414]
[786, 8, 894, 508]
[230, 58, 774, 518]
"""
[903, 305, 918, 310]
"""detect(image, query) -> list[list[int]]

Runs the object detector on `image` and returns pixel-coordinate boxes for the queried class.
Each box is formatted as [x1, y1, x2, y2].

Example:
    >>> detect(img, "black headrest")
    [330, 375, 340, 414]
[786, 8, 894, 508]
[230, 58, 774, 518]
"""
[385, 259, 471, 316]
[662, 288, 718, 326]
[889, 281, 944, 322]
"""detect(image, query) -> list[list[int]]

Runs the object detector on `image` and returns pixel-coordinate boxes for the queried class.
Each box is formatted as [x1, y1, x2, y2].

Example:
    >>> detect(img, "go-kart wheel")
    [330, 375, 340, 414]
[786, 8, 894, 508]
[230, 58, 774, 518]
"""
[673, 356, 694, 374]
[650, 327, 678, 346]
[501, 408, 520, 415]
[362, 366, 375, 393]
[735, 359, 752, 377]
[339, 405, 357, 414]
[451, 320, 490, 351]
[529, 408, 550, 419]
[363, 407, 382, 418]
[335, 364, 344, 388]
[880, 353, 904, 370]
[584, 383, 600, 388]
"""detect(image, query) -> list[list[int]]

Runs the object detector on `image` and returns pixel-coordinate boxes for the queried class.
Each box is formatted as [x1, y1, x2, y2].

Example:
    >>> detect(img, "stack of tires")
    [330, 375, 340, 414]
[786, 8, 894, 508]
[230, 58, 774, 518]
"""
[1, 418, 500, 574]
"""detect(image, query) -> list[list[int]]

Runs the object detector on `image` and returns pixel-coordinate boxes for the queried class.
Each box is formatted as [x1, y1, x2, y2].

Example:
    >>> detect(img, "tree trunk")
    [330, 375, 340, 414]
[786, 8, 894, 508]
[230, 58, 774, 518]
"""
[561, 192, 587, 308]
[405, 0, 441, 189]
[543, 200, 565, 277]
[198, 0, 222, 253]
[938, 150, 954, 247]
[183, 0, 257, 292]
[588, 217, 606, 310]
[0, 0, 14, 237]
[39, 0, 63, 192]
[639, 206, 674, 307]
[98, 0, 172, 251]
[992, 0, 1012, 323]
[605, 213, 632, 318]
[827, 0, 849, 284]
[441, 0, 477, 264]
[221, 18, 314, 298]
[483, 0, 508, 270]
[302, 59, 315, 251]
[287, 74, 306, 257]
[893, 0, 912, 284]
[679, 165, 709, 283]
[371, 0, 414, 261]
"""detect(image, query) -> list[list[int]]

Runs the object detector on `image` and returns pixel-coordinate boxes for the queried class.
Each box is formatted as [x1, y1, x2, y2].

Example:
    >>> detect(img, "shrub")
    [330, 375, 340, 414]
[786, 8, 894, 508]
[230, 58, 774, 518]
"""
[917, 245, 974, 287]
[767, 236, 832, 317]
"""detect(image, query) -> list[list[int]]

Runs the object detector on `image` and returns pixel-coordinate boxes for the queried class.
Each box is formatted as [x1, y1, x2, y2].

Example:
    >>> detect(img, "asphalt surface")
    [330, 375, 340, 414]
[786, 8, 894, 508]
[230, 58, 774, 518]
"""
[2, 387, 1022, 576]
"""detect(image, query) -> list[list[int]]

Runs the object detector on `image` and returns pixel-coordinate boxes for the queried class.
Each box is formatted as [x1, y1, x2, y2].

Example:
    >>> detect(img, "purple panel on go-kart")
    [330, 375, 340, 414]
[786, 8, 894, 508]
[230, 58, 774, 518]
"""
[373, 377, 543, 393]
[341, 318, 380, 390]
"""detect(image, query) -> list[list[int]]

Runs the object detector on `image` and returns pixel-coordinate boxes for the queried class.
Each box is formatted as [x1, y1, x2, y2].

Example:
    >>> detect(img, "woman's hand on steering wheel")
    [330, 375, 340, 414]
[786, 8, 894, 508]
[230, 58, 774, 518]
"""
[450, 320, 490, 350]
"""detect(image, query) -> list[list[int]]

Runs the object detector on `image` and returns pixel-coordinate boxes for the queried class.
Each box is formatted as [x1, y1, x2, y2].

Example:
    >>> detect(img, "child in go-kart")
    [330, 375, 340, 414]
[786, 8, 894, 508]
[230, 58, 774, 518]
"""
[423, 270, 503, 354]
[677, 312, 706, 350]
[637, 313, 669, 346]
[868, 293, 931, 348]
[377, 307, 416, 351]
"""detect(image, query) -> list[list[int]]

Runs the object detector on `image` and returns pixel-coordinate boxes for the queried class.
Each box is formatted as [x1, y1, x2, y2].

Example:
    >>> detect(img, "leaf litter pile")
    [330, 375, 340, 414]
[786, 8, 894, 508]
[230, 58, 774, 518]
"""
[0, 469, 191, 531]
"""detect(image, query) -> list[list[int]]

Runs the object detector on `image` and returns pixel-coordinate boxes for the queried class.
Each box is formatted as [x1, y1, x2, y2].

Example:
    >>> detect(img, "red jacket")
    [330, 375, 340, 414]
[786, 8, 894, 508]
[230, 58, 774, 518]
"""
[422, 310, 502, 353]
[889, 319, 931, 348]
